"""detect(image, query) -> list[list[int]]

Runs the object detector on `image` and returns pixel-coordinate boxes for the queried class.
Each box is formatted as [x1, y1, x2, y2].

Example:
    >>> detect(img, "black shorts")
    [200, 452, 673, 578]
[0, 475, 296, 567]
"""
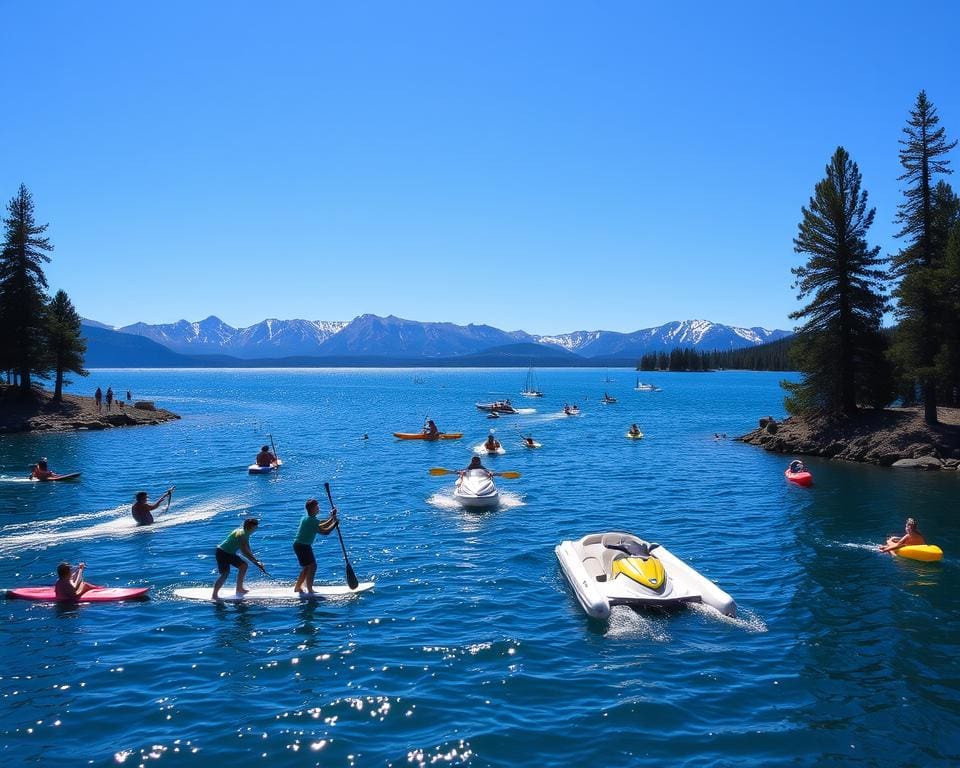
[216, 548, 245, 574]
[293, 542, 316, 567]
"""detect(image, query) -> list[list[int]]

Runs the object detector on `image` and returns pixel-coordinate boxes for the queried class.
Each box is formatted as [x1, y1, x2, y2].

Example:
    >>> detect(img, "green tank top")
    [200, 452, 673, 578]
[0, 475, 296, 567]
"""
[219, 527, 249, 554]
[294, 515, 322, 546]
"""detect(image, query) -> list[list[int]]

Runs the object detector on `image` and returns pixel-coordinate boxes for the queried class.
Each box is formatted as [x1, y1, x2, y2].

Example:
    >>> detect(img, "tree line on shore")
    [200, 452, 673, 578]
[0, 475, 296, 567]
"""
[0, 184, 86, 401]
[786, 90, 958, 424]
[637, 337, 795, 373]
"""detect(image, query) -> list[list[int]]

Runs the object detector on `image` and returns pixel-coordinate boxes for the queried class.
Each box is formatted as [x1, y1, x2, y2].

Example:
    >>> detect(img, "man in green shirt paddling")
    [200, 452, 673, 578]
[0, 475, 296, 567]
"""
[293, 499, 339, 594]
[213, 518, 266, 599]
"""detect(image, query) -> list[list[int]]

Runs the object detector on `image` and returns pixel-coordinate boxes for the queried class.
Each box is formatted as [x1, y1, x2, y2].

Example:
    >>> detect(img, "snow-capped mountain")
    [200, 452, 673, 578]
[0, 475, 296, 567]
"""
[118, 316, 348, 358]
[109, 315, 789, 360]
[533, 320, 791, 358]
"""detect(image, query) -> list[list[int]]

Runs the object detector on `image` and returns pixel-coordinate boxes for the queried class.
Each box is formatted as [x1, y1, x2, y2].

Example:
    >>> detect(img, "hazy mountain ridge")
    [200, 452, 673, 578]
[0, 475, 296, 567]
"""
[98, 314, 790, 361]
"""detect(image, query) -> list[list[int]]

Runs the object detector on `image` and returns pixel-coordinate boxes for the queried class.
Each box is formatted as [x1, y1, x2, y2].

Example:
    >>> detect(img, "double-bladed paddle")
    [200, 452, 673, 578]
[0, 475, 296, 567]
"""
[324, 482, 359, 590]
[429, 467, 521, 479]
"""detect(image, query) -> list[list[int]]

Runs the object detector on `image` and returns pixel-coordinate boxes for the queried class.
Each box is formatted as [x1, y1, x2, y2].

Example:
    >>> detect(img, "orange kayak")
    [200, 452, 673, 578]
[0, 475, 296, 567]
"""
[393, 432, 463, 441]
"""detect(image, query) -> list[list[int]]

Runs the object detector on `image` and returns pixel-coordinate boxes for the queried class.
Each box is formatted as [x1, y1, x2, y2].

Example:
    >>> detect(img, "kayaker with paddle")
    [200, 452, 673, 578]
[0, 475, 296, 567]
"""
[483, 433, 501, 452]
[131, 488, 174, 526]
[54, 561, 94, 600]
[212, 518, 266, 599]
[879, 518, 925, 553]
[255, 445, 278, 468]
[788, 459, 807, 474]
[629, 424, 642, 437]
[424, 419, 441, 439]
[293, 498, 339, 594]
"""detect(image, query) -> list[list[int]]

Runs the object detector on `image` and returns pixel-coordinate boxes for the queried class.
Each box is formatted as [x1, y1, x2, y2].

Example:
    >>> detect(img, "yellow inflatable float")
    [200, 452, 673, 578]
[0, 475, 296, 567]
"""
[892, 545, 943, 562]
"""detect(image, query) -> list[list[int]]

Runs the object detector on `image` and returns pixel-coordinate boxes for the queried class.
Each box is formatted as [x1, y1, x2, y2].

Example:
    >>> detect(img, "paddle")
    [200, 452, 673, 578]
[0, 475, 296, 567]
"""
[164, 486, 175, 514]
[324, 482, 359, 590]
[429, 467, 521, 478]
[269, 434, 280, 467]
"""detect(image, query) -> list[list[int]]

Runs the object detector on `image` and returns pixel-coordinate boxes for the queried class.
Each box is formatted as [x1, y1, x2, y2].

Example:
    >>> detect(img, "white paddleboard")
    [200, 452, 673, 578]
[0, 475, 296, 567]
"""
[174, 582, 374, 602]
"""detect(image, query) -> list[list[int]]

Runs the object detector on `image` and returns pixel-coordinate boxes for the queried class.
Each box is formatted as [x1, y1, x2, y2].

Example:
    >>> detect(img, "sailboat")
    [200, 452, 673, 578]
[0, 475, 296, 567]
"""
[521, 367, 543, 397]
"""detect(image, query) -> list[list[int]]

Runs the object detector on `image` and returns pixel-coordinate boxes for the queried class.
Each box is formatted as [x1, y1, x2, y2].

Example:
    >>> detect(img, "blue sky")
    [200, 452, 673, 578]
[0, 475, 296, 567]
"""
[2, 1, 957, 335]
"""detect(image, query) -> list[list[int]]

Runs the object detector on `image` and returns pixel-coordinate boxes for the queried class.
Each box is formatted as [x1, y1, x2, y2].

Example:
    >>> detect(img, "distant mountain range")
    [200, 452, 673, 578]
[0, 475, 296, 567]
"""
[81, 315, 791, 367]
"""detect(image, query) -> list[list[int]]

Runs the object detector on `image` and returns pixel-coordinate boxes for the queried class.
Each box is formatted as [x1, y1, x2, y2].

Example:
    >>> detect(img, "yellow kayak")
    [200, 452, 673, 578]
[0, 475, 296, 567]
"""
[893, 545, 943, 562]
[625, 432, 644, 439]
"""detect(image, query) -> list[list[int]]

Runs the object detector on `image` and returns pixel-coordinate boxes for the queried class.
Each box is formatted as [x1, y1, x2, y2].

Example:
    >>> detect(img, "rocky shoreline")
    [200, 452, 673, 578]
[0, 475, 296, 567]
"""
[738, 406, 960, 471]
[0, 386, 180, 433]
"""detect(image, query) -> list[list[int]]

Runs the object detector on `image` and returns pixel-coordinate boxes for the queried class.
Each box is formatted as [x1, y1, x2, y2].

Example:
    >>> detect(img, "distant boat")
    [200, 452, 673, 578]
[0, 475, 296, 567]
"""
[635, 378, 661, 392]
[521, 367, 543, 398]
[601, 392, 617, 404]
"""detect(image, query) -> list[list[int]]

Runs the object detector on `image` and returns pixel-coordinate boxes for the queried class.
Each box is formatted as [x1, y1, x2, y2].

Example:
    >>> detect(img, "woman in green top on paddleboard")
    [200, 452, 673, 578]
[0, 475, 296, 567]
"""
[293, 499, 339, 594]
[213, 518, 267, 599]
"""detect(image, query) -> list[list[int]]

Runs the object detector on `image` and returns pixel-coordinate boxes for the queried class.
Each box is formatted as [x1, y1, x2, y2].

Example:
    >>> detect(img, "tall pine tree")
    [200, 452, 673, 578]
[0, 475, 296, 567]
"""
[0, 185, 53, 395]
[46, 290, 88, 402]
[934, 182, 960, 404]
[784, 147, 890, 417]
[891, 90, 957, 424]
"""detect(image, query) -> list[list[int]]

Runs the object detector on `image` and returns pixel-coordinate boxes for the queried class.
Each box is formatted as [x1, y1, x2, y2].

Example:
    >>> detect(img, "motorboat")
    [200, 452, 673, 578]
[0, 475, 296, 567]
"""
[453, 469, 499, 509]
[634, 379, 661, 392]
[562, 404, 581, 416]
[476, 400, 518, 414]
[555, 532, 736, 619]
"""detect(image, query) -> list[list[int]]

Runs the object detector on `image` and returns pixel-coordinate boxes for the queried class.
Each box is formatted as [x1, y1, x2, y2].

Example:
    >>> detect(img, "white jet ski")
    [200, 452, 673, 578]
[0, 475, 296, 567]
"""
[453, 468, 499, 509]
[555, 532, 736, 619]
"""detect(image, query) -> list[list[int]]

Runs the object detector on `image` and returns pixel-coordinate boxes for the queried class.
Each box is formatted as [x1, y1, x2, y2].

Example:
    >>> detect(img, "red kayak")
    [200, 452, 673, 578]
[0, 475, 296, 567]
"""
[6, 586, 150, 602]
[785, 467, 813, 486]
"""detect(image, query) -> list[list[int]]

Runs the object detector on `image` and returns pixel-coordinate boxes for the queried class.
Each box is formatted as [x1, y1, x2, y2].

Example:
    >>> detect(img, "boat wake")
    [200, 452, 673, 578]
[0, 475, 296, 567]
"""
[688, 602, 768, 633]
[514, 408, 537, 415]
[0, 475, 37, 483]
[604, 605, 671, 642]
[0, 496, 235, 555]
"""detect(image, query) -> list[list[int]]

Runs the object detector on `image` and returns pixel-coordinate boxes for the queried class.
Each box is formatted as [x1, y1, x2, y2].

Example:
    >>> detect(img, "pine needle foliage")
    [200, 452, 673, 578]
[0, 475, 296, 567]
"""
[784, 147, 891, 417]
[46, 289, 88, 402]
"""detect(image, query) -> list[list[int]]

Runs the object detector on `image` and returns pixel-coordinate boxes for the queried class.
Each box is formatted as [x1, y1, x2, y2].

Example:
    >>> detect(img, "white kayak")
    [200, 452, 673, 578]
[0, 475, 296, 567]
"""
[453, 469, 499, 509]
[555, 532, 736, 619]
[174, 582, 374, 602]
[473, 442, 506, 455]
[248, 459, 282, 475]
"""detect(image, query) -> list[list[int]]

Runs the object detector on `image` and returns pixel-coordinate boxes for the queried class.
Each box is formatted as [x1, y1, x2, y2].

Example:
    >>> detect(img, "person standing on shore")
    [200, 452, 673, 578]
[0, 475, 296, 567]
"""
[95, 387, 102, 413]
[131, 488, 174, 525]
[105, 387, 114, 411]
[212, 518, 266, 599]
[126, 390, 132, 401]
[293, 499, 339, 593]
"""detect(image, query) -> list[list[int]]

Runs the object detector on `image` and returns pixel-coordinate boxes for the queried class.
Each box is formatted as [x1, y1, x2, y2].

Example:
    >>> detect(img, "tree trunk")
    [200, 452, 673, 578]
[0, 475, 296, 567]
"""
[923, 380, 938, 424]
[53, 366, 63, 402]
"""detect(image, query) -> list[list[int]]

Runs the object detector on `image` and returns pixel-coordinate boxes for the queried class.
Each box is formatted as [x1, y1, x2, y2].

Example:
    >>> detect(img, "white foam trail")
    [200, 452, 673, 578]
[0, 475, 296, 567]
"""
[836, 541, 881, 552]
[688, 602, 768, 633]
[426, 490, 525, 510]
[515, 408, 536, 415]
[0, 496, 235, 554]
[0, 476, 34, 484]
[604, 605, 671, 642]
[1, 505, 127, 533]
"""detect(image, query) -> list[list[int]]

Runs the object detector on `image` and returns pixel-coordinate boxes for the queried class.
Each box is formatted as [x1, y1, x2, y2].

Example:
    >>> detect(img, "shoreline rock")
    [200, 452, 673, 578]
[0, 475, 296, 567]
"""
[737, 407, 960, 471]
[0, 386, 180, 434]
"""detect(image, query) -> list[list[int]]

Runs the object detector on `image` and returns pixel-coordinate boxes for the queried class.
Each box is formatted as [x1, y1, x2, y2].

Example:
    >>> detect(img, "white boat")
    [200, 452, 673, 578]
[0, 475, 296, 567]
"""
[634, 378, 660, 392]
[453, 469, 499, 509]
[248, 459, 282, 475]
[521, 367, 543, 398]
[476, 400, 518, 414]
[555, 532, 736, 619]
[562, 404, 581, 416]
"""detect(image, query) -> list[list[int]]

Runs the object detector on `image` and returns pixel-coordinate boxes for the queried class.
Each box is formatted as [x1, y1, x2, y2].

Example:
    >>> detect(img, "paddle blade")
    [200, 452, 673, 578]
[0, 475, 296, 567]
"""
[324, 481, 334, 507]
[345, 558, 359, 590]
[497, 471, 521, 479]
[429, 467, 455, 476]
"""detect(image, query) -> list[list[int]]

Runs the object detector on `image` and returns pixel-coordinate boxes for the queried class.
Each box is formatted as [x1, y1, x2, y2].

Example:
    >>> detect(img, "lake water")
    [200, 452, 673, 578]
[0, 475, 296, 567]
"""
[1, 369, 958, 766]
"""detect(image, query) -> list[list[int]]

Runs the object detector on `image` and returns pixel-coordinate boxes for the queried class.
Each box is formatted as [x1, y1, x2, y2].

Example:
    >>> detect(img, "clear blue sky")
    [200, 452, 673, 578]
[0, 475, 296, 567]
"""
[2, 1, 958, 335]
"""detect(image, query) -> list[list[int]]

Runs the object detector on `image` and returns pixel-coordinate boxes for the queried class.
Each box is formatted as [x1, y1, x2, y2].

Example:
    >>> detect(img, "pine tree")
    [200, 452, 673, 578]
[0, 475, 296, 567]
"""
[891, 90, 957, 424]
[46, 290, 87, 402]
[0, 185, 53, 394]
[784, 147, 891, 417]
[935, 183, 960, 404]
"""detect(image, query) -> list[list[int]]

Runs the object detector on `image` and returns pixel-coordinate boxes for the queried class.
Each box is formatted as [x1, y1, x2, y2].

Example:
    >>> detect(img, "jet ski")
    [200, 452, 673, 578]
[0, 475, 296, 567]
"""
[453, 468, 499, 509]
[555, 532, 736, 619]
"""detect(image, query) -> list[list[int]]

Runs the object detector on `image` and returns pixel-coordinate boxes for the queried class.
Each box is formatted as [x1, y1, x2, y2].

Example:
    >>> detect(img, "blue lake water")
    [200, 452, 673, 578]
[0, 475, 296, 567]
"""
[1, 369, 958, 766]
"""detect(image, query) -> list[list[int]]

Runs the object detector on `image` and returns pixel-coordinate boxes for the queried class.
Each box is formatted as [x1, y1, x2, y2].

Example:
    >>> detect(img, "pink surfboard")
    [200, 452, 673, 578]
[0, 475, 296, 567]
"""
[6, 586, 150, 602]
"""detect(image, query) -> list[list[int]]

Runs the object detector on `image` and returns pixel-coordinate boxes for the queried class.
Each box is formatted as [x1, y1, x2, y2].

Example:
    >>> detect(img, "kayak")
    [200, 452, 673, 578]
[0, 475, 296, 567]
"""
[555, 532, 736, 619]
[393, 432, 463, 440]
[453, 469, 499, 509]
[473, 442, 506, 455]
[7, 586, 149, 602]
[785, 467, 813, 486]
[30, 472, 81, 482]
[248, 459, 282, 475]
[892, 545, 943, 562]
[174, 583, 375, 602]
[625, 432, 644, 439]
[521, 439, 542, 449]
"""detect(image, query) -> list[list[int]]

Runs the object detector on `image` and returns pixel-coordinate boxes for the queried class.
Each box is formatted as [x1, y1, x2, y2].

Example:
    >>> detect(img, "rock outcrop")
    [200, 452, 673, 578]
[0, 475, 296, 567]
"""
[0, 386, 180, 433]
